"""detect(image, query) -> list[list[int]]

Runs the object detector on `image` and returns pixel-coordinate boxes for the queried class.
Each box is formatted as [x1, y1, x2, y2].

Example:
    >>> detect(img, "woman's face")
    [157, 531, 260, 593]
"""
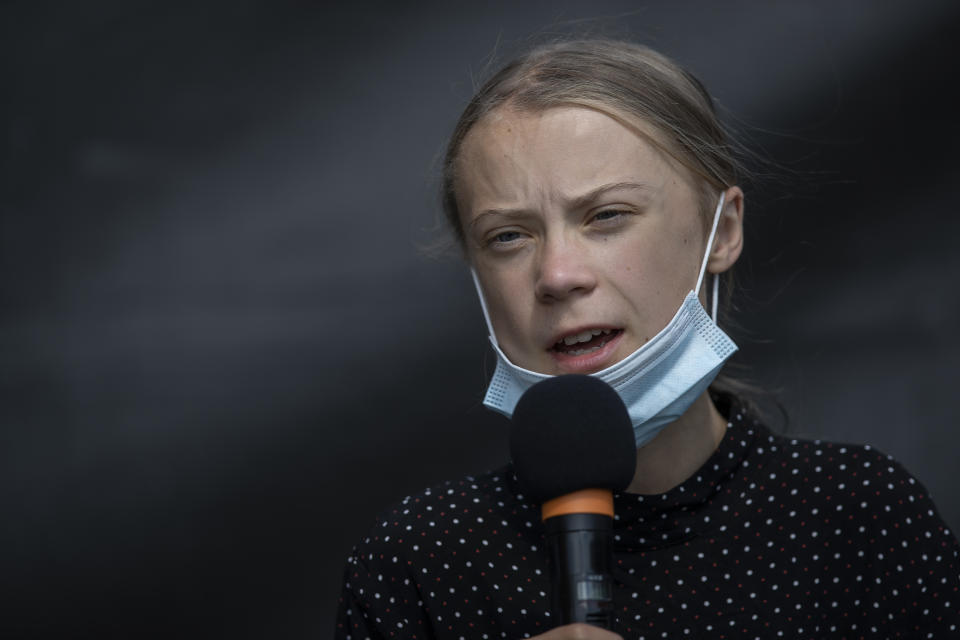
[456, 105, 716, 376]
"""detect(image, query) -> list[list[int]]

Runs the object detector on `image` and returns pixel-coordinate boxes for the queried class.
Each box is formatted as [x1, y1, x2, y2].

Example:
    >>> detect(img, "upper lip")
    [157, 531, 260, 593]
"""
[546, 325, 621, 350]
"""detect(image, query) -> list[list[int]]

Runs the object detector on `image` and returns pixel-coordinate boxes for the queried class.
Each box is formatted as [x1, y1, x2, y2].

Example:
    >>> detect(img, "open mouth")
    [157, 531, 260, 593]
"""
[550, 328, 623, 357]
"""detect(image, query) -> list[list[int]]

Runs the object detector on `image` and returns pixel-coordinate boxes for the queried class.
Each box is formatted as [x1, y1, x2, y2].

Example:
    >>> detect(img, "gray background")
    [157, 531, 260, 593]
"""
[2, 1, 959, 637]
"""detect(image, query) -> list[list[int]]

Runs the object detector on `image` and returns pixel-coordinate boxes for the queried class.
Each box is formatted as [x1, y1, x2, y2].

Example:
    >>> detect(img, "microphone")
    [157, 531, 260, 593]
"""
[510, 375, 636, 630]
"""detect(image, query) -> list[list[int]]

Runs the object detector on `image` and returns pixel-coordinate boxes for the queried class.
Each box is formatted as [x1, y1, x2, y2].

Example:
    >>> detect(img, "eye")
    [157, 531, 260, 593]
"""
[493, 230, 522, 243]
[483, 228, 528, 252]
[589, 209, 631, 225]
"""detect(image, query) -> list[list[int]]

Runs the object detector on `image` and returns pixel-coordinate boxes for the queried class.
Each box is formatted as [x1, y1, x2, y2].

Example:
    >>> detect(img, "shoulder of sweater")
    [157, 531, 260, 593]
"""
[349, 465, 517, 551]
[748, 428, 942, 518]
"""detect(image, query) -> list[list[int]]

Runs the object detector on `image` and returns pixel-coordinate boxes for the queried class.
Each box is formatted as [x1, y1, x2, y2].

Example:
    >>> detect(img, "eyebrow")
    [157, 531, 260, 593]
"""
[469, 181, 654, 231]
[468, 208, 530, 233]
[566, 181, 654, 210]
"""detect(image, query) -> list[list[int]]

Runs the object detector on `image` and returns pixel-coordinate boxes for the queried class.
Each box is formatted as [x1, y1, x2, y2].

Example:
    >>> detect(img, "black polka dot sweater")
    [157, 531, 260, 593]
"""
[336, 404, 960, 639]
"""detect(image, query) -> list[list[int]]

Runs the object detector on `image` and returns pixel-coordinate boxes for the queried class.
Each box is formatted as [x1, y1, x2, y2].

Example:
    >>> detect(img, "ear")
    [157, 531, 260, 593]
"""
[707, 186, 744, 274]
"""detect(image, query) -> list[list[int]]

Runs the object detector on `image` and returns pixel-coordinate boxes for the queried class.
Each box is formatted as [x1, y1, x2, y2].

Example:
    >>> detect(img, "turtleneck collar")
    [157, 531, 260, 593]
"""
[612, 396, 760, 550]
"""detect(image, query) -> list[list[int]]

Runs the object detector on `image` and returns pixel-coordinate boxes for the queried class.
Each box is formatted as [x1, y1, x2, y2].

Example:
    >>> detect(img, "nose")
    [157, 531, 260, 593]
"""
[534, 234, 597, 303]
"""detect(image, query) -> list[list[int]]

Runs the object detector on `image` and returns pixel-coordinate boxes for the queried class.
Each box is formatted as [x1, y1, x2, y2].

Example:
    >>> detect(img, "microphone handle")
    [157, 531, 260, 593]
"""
[544, 512, 615, 629]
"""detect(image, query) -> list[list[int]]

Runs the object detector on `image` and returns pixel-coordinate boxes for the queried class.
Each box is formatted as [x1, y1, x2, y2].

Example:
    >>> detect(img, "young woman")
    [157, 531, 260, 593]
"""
[336, 40, 959, 639]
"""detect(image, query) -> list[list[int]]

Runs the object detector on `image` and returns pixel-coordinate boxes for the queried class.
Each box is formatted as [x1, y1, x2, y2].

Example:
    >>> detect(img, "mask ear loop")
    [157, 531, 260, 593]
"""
[470, 268, 500, 347]
[695, 192, 726, 324]
[711, 272, 720, 323]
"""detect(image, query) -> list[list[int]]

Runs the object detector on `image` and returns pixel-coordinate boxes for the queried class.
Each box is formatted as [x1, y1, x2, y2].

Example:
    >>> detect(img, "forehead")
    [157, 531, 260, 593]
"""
[454, 105, 696, 215]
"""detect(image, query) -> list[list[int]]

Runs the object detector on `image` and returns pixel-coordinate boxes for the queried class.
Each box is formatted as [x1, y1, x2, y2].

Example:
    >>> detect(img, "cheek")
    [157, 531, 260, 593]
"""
[606, 234, 695, 328]
[650, 220, 704, 284]
[476, 268, 527, 334]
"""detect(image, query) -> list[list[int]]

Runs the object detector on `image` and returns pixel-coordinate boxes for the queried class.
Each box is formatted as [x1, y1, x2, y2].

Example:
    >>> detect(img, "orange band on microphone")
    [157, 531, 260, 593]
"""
[541, 488, 614, 520]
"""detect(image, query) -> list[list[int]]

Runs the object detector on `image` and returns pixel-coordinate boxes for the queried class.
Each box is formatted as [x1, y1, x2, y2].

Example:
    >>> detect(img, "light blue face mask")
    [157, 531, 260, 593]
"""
[472, 193, 738, 448]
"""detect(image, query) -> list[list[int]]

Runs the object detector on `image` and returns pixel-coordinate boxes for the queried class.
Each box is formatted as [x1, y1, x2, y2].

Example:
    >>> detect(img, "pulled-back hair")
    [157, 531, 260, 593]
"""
[441, 39, 746, 247]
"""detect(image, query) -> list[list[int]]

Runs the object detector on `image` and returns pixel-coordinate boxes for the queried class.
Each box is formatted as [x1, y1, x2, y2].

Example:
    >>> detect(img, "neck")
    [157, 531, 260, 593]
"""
[624, 391, 727, 495]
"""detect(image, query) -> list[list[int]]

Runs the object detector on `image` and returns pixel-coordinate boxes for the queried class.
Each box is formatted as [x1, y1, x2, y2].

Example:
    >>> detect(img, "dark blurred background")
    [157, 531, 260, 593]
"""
[2, 1, 959, 637]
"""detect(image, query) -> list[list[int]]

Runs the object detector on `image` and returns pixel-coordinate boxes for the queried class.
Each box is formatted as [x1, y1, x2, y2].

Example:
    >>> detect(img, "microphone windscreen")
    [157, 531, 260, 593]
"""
[510, 375, 636, 504]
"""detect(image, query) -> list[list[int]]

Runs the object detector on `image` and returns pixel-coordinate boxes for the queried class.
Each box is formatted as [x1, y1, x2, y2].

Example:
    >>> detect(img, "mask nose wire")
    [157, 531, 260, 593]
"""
[695, 192, 727, 324]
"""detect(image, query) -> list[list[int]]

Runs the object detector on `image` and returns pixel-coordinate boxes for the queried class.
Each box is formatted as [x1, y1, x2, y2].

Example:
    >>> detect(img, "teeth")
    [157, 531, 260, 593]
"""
[560, 328, 613, 346]
[563, 330, 594, 345]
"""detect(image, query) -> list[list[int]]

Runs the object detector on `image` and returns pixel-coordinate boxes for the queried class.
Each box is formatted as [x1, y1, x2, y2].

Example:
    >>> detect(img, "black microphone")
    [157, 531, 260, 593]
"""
[510, 375, 636, 630]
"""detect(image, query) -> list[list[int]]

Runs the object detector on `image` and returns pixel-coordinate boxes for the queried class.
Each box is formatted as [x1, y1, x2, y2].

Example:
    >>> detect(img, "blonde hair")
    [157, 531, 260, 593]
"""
[441, 39, 745, 246]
